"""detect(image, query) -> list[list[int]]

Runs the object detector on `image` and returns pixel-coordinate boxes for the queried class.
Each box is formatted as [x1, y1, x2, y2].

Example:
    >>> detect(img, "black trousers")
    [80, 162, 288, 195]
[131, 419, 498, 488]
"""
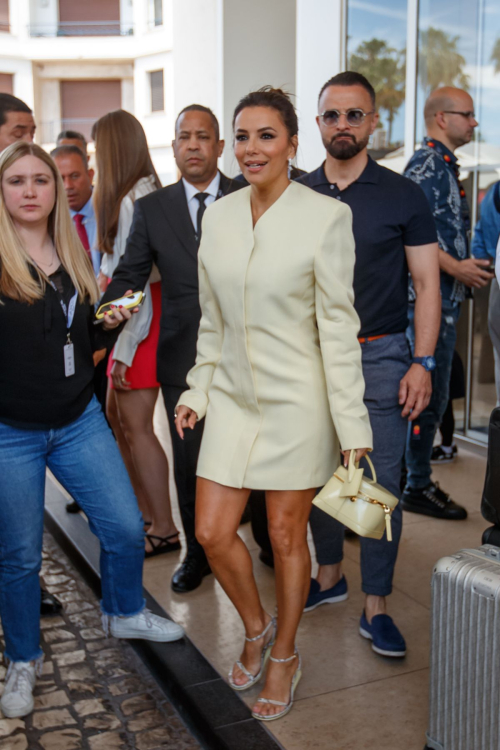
[161, 384, 206, 561]
[161, 384, 273, 561]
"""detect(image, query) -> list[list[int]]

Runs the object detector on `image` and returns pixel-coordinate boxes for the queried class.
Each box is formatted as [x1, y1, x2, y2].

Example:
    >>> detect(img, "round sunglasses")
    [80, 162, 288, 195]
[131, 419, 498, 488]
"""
[319, 108, 375, 127]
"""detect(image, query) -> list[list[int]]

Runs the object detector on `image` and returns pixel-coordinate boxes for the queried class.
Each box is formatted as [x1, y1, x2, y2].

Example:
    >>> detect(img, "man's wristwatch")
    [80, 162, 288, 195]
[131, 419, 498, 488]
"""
[413, 356, 436, 372]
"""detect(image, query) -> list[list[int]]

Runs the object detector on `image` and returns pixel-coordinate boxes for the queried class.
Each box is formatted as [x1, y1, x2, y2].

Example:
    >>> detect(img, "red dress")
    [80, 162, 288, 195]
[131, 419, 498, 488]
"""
[107, 281, 162, 390]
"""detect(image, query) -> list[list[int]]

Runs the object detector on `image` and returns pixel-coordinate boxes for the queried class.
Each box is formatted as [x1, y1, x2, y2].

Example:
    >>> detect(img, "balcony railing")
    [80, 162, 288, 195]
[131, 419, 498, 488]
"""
[29, 21, 133, 38]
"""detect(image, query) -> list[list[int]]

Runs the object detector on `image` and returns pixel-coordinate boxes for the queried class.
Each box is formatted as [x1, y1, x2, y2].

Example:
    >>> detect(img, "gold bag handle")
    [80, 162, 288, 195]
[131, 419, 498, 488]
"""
[348, 449, 377, 484]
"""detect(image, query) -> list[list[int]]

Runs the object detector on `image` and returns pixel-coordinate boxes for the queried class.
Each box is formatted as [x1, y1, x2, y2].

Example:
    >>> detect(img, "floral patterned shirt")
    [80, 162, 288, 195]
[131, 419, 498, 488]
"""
[404, 137, 470, 304]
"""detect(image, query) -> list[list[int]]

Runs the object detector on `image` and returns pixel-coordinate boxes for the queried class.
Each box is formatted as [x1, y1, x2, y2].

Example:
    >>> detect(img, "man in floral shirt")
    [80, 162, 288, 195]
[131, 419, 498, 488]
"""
[401, 87, 493, 518]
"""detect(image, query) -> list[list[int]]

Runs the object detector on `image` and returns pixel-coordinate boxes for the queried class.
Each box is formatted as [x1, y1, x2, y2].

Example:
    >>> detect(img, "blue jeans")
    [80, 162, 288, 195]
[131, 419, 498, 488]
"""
[0, 397, 145, 663]
[309, 333, 410, 596]
[405, 301, 461, 490]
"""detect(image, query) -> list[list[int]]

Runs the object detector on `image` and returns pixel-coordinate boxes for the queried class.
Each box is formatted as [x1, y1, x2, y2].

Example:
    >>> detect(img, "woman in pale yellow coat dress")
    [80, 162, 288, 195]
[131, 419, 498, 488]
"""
[175, 88, 372, 721]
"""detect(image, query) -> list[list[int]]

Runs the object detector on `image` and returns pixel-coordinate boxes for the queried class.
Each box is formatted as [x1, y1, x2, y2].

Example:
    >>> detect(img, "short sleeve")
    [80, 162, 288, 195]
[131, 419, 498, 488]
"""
[401, 179, 438, 247]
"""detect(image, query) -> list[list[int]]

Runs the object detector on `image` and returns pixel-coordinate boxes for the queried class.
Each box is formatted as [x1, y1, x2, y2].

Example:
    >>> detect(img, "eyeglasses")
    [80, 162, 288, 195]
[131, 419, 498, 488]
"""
[319, 109, 375, 127]
[441, 110, 477, 120]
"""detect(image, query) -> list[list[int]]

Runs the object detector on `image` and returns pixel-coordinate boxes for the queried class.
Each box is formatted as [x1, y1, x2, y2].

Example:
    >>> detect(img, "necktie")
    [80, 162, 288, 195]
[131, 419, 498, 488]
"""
[194, 193, 209, 240]
[73, 214, 92, 260]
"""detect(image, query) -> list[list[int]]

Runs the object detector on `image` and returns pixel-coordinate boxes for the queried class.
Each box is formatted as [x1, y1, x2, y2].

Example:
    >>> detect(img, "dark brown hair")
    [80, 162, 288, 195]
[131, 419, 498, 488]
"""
[232, 86, 298, 139]
[93, 110, 161, 255]
[319, 71, 376, 106]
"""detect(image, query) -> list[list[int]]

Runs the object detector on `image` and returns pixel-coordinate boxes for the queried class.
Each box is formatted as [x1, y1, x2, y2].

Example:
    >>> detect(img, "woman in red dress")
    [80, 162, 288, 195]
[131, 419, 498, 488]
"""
[93, 110, 179, 558]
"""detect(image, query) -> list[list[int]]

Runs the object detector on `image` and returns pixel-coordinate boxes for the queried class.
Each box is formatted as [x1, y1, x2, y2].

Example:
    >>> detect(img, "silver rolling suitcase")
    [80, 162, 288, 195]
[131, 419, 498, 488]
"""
[426, 544, 500, 750]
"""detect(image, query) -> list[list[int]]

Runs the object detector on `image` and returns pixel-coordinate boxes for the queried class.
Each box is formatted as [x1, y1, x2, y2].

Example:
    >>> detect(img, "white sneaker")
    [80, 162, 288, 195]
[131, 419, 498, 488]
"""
[0, 661, 36, 718]
[108, 609, 184, 642]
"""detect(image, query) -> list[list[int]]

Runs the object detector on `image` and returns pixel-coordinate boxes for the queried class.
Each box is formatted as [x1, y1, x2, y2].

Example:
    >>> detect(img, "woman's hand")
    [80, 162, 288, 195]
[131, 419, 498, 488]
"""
[342, 448, 371, 467]
[102, 290, 140, 330]
[175, 405, 198, 440]
[111, 360, 131, 392]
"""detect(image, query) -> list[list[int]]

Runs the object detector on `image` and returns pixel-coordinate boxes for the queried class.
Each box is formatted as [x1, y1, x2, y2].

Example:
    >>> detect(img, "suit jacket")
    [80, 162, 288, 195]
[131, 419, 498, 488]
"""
[101, 172, 244, 387]
[177, 181, 373, 490]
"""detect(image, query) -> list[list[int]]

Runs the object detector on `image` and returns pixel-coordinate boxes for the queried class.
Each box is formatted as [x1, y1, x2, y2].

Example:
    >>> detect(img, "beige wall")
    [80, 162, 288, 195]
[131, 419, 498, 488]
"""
[172, 0, 219, 119]
[221, 0, 296, 175]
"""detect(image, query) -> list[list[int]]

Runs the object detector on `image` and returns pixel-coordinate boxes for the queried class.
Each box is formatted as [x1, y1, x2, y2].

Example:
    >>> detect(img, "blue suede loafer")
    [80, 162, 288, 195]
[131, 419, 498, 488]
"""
[303, 576, 348, 612]
[359, 611, 406, 657]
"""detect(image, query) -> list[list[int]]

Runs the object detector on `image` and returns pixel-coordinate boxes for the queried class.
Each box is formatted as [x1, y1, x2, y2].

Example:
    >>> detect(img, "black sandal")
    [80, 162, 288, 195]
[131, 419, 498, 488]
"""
[145, 533, 181, 558]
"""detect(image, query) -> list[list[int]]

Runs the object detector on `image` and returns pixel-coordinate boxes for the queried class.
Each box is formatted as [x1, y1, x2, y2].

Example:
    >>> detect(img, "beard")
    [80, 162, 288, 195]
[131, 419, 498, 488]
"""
[324, 133, 369, 161]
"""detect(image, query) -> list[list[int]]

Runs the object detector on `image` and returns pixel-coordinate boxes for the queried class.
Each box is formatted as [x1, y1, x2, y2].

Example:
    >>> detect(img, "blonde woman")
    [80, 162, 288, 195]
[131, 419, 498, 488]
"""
[175, 88, 372, 720]
[0, 142, 184, 720]
[92, 110, 179, 557]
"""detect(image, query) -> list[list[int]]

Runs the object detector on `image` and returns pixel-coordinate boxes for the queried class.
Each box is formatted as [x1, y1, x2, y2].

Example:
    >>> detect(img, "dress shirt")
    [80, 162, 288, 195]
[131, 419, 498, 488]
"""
[70, 194, 101, 277]
[182, 172, 221, 232]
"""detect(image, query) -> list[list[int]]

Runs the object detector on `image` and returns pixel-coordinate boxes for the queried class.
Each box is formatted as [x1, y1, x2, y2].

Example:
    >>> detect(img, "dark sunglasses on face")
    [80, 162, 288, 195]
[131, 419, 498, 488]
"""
[441, 110, 477, 121]
[319, 108, 375, 127]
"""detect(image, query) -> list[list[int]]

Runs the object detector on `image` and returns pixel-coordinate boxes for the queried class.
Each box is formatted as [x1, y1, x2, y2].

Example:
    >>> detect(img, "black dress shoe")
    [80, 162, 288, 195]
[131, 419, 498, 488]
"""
[40, 587, 63, 616]
[171, 556, 212, 593]
[66, 500, 81, 514]
[400, 481, 467, 520]
[258, 550, 275, 569]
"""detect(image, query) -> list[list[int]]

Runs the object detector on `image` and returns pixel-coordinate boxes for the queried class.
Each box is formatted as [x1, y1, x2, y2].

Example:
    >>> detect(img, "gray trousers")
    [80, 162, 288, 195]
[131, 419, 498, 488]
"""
[309, 333, 410, 596]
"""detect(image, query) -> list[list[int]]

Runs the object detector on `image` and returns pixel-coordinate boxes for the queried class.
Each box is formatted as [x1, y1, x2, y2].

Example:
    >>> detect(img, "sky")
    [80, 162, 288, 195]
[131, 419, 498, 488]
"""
[347, 0, 500, 154]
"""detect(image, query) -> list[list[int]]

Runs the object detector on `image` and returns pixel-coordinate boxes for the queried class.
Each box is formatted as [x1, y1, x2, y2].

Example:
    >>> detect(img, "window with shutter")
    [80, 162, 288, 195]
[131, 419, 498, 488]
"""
[0, 0, 9, 33]
[149, 70, 164, 113]
[60, 80, 122, 140]
[0, 73, 13, 94]
[154, 0, 163, 26]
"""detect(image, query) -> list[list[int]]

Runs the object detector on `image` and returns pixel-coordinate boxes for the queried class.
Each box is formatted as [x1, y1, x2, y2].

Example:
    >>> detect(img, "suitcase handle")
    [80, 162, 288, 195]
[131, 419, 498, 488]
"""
[485, 545, 500, 559]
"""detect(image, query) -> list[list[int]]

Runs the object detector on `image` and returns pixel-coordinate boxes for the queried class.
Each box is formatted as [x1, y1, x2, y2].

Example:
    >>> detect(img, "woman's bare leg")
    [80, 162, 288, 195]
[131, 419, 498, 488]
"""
[106, 387, 151, 521]
[114, 387, 178, 548]
[252, 488, 315, 718]
[196, 478, 273, 686]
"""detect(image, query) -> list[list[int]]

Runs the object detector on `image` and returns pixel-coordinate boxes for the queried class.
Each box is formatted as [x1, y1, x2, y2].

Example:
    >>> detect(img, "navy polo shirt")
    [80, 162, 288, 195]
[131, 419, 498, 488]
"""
[298, 157, 437, 338]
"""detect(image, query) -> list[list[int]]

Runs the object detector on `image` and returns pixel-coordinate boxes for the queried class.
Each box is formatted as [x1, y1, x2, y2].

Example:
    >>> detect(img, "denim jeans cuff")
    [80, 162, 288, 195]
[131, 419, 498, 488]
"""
[316, 554, 344, 566]
[100, 597, 146, 619]
[362, 585, 392, 597]
[4, 647, 44, 665]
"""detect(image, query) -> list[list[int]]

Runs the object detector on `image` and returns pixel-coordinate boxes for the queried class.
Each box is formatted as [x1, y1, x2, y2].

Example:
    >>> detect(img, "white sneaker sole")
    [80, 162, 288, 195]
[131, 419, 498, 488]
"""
[359, 627, 406, 658]
[0, 695, 34, 718]
[111, 625, 184, 642]
[304, 592, 348, 612]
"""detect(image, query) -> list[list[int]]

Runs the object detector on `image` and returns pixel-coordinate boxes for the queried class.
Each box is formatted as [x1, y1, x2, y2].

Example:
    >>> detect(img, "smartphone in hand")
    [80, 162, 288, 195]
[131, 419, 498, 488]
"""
[94, 291, 146, 323]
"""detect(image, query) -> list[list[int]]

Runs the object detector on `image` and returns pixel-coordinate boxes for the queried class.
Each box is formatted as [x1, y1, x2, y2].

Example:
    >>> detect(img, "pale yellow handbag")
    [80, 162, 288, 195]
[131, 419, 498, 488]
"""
[312, 450, 398, 541]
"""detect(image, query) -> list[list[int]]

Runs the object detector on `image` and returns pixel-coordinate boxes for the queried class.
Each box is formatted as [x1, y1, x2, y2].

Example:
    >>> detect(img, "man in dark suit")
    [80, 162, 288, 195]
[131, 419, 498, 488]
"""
[101, 105, 250, 592]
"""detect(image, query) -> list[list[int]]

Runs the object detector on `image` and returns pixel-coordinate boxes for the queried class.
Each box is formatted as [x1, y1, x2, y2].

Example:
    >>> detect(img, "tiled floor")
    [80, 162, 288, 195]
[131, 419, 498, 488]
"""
[150, 397, 488, 750]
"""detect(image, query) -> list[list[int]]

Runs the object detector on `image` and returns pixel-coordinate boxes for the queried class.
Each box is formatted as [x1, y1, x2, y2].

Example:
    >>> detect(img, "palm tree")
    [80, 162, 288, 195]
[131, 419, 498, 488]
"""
[491, 37, 500, 73]
[419, 27, 469, 96]
[349, 39, 405, 146]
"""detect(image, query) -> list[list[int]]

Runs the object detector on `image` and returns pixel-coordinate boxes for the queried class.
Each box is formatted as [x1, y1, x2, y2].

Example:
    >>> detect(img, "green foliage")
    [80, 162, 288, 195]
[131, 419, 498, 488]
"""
[491, 37, 500, 74]
[349, 38, 405, 146]
[419, 27, 469, 93]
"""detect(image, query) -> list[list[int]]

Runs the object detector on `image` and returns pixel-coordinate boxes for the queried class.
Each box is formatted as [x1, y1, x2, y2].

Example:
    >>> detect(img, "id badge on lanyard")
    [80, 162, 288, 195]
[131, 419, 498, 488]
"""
[49, 281, 78, 378]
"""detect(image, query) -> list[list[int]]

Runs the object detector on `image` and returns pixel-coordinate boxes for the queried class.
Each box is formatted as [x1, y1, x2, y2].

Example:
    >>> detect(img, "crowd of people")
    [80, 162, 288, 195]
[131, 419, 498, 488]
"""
[0, 69, 497, 723]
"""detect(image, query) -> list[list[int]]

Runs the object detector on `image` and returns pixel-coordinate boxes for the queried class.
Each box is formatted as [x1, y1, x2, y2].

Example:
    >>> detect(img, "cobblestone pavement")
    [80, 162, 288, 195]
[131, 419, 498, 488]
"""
[0, 533, 201, 750]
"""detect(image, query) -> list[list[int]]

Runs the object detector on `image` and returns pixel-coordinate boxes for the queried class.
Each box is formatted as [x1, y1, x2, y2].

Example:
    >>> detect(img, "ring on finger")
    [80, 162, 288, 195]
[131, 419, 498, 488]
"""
[174, 411, 178, 418]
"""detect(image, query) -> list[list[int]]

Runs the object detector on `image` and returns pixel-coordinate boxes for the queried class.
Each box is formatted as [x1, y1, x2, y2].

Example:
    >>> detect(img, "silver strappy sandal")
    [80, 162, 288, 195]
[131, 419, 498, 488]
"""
[228, 616, 276, 692]
[252, 648, 302, 721]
